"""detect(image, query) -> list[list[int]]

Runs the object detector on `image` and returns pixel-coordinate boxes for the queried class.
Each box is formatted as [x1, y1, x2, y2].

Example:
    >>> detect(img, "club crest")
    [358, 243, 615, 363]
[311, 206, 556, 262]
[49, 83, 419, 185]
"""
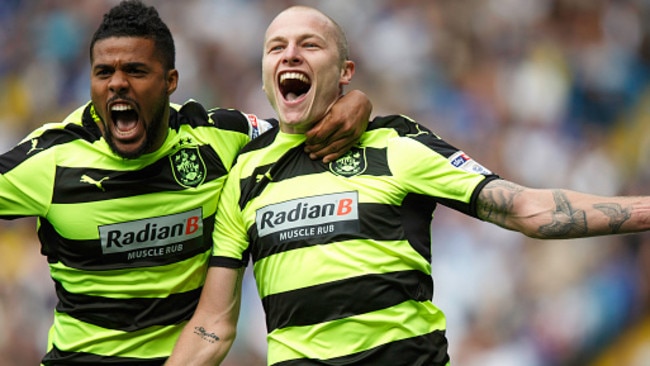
[170, 147, 206, 187]
[329, 147, 366, 177]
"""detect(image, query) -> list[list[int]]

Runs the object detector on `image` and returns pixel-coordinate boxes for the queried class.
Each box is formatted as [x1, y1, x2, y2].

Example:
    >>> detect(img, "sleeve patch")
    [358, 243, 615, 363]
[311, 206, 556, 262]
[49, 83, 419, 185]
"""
[243, 113, 275, 140]
[449, 151, 492, 175]
[246, 114, 260, 139]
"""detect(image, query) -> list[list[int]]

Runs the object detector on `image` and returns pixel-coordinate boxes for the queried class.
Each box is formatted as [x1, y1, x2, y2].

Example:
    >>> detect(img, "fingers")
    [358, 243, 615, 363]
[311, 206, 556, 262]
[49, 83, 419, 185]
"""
[305, 137, 355, 163]
[305, 121, 356, 162]
[304, 115, 338, 145]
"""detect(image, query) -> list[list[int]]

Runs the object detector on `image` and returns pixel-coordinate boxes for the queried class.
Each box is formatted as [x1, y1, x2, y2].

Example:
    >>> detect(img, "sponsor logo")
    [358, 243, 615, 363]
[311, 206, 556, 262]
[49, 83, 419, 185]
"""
[98, 208, 203, 255]
[170, 147, 206, 187]
[329, 147, 366, 177]
[256, 192, 358, 239]
[448, 151, 492, 175]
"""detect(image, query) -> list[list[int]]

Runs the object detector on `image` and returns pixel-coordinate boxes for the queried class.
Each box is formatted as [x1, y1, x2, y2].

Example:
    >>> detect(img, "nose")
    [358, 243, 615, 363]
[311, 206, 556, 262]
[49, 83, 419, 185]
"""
[282, 44, 302, 65]
[108, 71, 129, 94]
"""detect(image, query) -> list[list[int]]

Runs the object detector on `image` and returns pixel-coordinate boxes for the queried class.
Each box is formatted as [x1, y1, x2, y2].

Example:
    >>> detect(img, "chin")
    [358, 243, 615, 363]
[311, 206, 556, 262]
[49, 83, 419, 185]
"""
[107, 139, 148, 159]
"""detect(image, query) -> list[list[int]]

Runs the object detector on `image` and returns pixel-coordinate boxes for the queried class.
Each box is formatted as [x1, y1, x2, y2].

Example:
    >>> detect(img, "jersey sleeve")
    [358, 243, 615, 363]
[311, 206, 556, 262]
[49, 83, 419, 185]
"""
[209, 162, 250, 268]
[0, 133, 56, 218]
[388, 120, 499, 218]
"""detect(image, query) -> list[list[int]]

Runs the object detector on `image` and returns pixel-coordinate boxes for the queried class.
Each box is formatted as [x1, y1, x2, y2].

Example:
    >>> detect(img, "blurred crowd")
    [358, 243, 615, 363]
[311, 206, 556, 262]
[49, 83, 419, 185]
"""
[2, 0, 650, 365]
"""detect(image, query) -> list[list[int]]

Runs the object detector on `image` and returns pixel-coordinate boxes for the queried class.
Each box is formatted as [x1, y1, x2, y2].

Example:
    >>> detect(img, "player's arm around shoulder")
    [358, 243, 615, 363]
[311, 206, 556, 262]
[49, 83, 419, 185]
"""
[165, 266, 245, 366]
[305, 89, 372, 162]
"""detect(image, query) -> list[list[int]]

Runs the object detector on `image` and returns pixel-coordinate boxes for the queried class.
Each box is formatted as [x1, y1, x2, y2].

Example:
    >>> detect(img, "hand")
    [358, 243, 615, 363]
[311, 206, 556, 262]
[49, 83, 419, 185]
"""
[304, 90, 372, 163]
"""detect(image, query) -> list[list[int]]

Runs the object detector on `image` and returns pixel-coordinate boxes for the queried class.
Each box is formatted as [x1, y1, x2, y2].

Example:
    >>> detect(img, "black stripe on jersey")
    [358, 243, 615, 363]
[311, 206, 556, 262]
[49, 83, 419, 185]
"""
[174, 101, 211, 128]
[51, 144, 227, 203]
[263, 270, 433, 332]
[54, 280, 201, 331]
[367, 114, 468, 160]
[412, 132, 460, 158]
[42, 344, 167, 366]
[209, 255, 248, 268]
[0, 124, 95, 174]
[237, 126, 279, 156]
[366, 114, 423, 134]
[272, 330, 449, 366]
[204, 108, 250, 134]
[38, 215, 214, 270]
[238, 144, 327, 209]
[170, 101, 254, 134]
[249, 202, 404, 263]
[238, 145, 392, 210]
[401, 193, 437, 263]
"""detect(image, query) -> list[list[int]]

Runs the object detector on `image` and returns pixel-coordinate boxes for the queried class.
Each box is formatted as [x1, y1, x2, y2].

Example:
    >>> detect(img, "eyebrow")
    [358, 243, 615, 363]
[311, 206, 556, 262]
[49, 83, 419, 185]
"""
[93, 61, 149, 69]
[265, 33, 325, 46]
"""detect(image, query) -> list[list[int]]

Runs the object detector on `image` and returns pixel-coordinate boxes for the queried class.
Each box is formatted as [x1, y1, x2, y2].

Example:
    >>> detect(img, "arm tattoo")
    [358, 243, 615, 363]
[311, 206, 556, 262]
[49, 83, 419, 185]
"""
[477, 180, 522, 226]
[538, 190, 587, 238]
[193, 326, 221, 344]
[593, 203, 631, 233]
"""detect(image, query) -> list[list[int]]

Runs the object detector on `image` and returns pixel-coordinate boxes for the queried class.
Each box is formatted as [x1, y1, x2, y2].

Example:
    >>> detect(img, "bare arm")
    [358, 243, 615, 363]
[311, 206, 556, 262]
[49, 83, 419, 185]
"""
[304, 89, 372, 163]
[477, 179, 650, 239]
[165, 266, 245, 366]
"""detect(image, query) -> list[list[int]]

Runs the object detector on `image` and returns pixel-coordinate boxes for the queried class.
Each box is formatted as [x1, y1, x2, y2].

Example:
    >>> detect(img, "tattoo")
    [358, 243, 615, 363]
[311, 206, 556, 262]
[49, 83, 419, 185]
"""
[477, 180, 522, 226]
[193, 326, 221, 344]
[594, 203, 631, 233]
[538, 190, 587, 238]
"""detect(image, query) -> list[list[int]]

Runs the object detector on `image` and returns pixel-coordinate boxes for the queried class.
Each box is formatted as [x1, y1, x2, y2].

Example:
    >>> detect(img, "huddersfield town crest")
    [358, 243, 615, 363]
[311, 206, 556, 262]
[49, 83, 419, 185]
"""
[329, 147, 366, 177]
[170, 147, 206, 187]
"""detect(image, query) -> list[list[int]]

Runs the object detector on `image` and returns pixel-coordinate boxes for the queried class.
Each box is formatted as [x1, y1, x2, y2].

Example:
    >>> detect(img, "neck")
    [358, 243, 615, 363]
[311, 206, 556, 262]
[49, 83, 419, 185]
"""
[279, 121, 315, 134]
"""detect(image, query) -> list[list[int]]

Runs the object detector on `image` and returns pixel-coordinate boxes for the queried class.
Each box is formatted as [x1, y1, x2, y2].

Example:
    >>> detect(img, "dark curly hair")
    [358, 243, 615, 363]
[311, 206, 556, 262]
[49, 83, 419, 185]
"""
[90, 0, 175, 70]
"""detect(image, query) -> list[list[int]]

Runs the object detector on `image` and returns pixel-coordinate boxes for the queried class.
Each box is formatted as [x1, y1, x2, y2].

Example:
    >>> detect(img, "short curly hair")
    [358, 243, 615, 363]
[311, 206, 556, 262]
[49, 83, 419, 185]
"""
[90, 0, 175, 70]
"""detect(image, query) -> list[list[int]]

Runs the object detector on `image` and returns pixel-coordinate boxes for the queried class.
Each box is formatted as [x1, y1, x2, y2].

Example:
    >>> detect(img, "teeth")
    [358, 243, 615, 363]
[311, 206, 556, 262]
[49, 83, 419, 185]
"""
[111, 104, 133, 111]
[280, 72, 309, 84]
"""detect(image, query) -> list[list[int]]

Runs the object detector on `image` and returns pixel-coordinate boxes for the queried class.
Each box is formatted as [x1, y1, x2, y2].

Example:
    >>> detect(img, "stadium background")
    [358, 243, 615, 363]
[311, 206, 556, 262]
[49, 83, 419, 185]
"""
[1, 0, 650, 365]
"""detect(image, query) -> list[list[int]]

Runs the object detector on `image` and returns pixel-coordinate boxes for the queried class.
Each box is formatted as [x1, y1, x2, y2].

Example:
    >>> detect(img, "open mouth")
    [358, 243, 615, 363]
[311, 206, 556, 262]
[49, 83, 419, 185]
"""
[110, 102, 139, 137]
[279, 72, 311, 101]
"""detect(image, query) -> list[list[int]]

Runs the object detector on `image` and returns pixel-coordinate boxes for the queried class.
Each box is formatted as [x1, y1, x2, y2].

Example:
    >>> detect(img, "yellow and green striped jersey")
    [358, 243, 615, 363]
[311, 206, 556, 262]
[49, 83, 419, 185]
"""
[0, 100, 273, 365]
[211, 114, 499, 366]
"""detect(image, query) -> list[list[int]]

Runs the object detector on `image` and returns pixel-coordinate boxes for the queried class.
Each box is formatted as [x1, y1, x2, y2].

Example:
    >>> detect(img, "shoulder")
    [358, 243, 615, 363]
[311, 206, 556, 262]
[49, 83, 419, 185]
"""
[363, 114, 447, 152]
[22, 103, 100, 147]
[367, 115, 437, 137]
[171, 100, 277, 138]
[238, 127, 280, 155]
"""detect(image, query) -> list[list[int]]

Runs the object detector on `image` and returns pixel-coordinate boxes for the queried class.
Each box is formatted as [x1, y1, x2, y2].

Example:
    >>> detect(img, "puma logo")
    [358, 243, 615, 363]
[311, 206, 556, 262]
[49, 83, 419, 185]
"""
[27, 139, 44, 155]
[405, 124, 430, 138]
[80, 174, 110, 191]
[255, 171, 273, 182]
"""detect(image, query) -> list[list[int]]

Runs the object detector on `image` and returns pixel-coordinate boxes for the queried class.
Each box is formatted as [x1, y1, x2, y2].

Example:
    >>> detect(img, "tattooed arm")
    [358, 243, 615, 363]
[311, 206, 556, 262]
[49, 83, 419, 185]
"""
[165, 266, 245, 366]
[476, 179, 650, 239]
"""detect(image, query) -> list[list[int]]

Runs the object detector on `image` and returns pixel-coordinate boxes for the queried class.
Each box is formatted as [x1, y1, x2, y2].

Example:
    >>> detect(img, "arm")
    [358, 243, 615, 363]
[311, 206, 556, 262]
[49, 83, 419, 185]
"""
[165, 266, 244, 366]
[304, 89, 372, 163]
[476, 179, 650, 239]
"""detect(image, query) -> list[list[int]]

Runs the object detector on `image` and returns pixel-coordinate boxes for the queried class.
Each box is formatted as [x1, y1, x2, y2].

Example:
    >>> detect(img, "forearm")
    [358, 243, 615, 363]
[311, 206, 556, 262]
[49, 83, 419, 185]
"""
[477, 180, 650, 239]
[165, 312, 236, 366]
[165, 267, 244, 365]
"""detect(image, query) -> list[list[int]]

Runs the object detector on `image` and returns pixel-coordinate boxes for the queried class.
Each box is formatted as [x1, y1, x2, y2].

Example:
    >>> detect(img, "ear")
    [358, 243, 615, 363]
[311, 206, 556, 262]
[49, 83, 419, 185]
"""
[167, 69, 179, 95]
[339, 60, 355, 86]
